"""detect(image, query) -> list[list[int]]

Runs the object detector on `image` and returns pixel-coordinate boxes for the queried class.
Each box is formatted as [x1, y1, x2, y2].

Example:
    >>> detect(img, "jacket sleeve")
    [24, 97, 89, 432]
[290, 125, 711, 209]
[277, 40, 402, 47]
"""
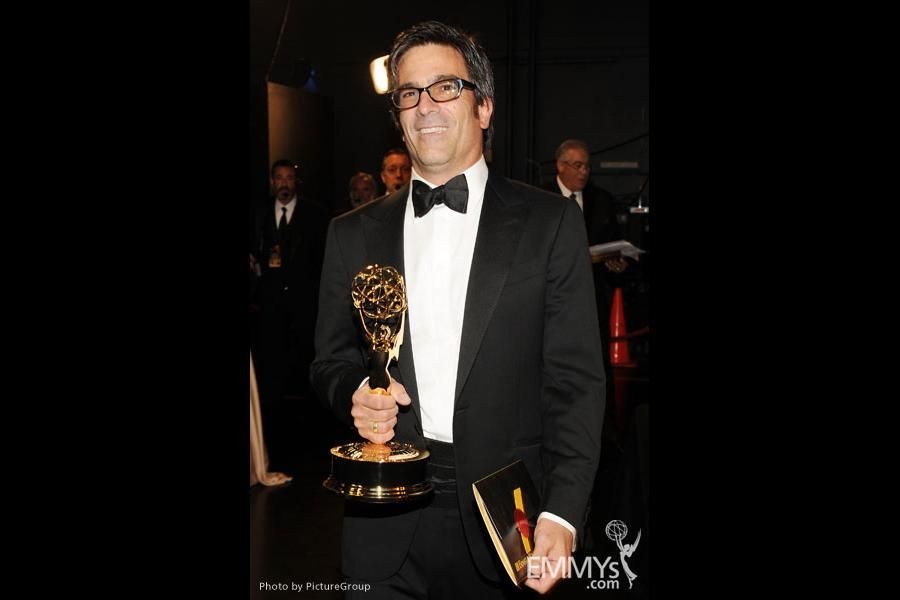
[309, 218, 368, 428]
[539, 199, 607, 542]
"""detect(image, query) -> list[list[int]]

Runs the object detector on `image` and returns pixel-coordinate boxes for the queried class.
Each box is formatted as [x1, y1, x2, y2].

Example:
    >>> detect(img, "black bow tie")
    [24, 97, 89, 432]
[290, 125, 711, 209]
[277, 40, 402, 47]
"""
[412, 174, 468, 218]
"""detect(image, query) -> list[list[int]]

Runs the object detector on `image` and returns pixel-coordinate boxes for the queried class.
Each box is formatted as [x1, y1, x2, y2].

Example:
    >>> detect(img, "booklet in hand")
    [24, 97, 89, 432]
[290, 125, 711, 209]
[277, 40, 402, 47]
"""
[588, 239, 645, 260]
[472, 460, 541, 586]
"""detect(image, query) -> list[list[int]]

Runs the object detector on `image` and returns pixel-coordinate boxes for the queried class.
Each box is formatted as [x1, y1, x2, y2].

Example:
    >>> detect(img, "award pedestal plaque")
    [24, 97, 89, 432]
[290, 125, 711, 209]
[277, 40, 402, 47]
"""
[323, 265, 433, 502]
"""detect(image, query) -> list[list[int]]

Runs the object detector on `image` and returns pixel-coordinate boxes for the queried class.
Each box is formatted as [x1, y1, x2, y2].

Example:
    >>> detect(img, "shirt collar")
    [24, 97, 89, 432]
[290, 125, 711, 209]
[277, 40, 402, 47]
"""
[275, 195, 297, 213]
[557, 176, 579, 199]
[406, 156, 488, 218]
[409, 155, 489, 193]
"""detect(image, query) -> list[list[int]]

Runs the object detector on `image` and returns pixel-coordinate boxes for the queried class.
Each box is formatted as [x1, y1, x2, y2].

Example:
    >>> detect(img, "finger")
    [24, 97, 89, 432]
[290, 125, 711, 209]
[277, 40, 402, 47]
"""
[524, 558, 565, 594]
[378, 415, 398, 432]
[393, 388, 412, 406]
[363, 415, 399, 435]
[350, 404, 398, 423]
[525, 537, 551, 579]
[525, 525, 570, 592]
[389, 380, 412, 406]
[524, 576, 553, 594]
[353, 389, 398, 411]
[523, 555, 562, 595]
[353, 415, 399, 441]
[360, 393, 397, 411]
[374, 429, 395, 443]
[353, 417, 394, 442]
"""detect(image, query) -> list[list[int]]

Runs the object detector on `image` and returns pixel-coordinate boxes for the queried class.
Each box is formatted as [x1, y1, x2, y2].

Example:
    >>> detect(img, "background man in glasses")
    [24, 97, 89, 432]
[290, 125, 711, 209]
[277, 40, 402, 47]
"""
[546, 139, 626, 272]
[378, 147, 412, 197]
[312, 21, 605, 597]
[544, 139, 635, 356]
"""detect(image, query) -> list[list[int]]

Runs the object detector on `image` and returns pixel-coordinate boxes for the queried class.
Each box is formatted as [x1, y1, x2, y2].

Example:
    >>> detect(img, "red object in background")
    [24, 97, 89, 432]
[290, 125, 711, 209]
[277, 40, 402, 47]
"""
[609, 287, 637, 368]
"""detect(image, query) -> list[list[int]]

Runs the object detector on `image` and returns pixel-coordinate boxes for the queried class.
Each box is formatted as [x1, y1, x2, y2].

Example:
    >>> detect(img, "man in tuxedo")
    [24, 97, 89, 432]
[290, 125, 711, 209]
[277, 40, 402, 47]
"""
[378, 147, 412, 196]
[251, 159, 326, 466]
[544, 139, 634, 347]
[544, 139, 625, 261]
[311, 21, 605, 598]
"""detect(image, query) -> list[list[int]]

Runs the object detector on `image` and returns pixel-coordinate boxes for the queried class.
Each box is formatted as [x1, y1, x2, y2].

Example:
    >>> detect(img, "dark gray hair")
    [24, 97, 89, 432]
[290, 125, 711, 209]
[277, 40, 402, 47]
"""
[380, 147, 410, 171]
[554, 139, 590, 161]
[348, 172, 376, 192]
[387, 21, 495, 149]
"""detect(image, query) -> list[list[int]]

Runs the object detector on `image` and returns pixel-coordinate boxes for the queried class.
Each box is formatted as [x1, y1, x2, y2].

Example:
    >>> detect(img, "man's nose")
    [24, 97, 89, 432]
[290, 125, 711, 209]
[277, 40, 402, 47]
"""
[416, 90, 438, 114]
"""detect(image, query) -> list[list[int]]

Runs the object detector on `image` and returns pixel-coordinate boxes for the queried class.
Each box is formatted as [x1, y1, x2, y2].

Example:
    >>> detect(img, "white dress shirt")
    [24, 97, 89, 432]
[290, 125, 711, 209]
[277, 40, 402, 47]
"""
[402, 157, 577, 548]
[556, 177, 583, 211]
[274, 196, 297, 226]
[404, 157, 487, 443]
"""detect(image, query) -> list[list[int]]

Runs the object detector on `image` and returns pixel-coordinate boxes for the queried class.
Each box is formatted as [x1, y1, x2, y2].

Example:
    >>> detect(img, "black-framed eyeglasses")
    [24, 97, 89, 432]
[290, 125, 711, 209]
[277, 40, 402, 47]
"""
[389, 78, 477, 110]
[561, 160, 590, 172]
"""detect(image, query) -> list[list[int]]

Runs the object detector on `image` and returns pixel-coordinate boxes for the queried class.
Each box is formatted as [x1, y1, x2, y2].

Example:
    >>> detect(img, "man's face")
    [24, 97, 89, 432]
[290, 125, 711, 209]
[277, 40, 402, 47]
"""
[556, 148, 591, 192]
[350, 178, 377, 208]
[380, 153, 412, 193]
[395, 44, 493, 185]
[271, 166, 297, 204]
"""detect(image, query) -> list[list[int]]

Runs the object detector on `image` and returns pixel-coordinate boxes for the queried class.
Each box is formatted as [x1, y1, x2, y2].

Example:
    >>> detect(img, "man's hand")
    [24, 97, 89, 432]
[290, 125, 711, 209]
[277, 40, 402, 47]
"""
[524, 518, 574, 594]
[603, 256, 628, 273]
[350, 378, 412, 444]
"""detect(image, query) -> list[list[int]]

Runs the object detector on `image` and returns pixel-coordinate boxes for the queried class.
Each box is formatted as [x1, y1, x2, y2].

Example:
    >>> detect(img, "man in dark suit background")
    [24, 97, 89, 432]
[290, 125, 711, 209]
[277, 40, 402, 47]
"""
[544, 139, 626, 259]
[311, 21, 605, 598]
[378, 147, 412, 197]
[543, 139, 634, 346]
[251, 159, 326, 467]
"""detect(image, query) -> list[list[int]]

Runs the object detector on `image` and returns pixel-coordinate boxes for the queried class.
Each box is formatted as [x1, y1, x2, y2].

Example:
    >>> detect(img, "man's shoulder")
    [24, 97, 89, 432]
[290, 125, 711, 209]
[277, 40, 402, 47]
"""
[538, 179, 563, 195]
[332, 185, 408, 228]
[582, 183, 614, 203]
[490, 174, 569, 210]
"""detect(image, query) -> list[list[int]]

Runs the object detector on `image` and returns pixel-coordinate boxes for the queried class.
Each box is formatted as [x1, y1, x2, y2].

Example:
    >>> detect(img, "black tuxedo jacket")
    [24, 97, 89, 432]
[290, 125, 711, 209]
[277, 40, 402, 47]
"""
[252, 198, 326, 316]
[252, 198, 327, 381]
[542, 180, 632, 325]
[543, 180, 622, 245]
[311, 173, 606, 582]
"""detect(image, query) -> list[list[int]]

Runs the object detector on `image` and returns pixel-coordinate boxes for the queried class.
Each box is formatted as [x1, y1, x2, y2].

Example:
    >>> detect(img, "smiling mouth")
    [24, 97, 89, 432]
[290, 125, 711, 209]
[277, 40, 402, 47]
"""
[417, 126, 447, 135]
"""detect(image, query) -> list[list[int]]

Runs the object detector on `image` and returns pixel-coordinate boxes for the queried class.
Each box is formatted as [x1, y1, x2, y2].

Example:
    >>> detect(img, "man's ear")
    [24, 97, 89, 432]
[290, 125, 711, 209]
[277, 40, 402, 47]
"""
[477, 98, 494, 129]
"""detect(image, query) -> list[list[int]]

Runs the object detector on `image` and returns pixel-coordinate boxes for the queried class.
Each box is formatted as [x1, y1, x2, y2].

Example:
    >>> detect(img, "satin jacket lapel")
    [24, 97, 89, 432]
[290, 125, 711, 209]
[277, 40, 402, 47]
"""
[455, 175, 529, 408]
[359, 186, 422, 426]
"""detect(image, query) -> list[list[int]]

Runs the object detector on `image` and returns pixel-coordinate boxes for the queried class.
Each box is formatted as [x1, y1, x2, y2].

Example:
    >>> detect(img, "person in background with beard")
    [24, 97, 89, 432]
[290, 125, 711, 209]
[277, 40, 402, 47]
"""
[250, 159, 327, 469]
